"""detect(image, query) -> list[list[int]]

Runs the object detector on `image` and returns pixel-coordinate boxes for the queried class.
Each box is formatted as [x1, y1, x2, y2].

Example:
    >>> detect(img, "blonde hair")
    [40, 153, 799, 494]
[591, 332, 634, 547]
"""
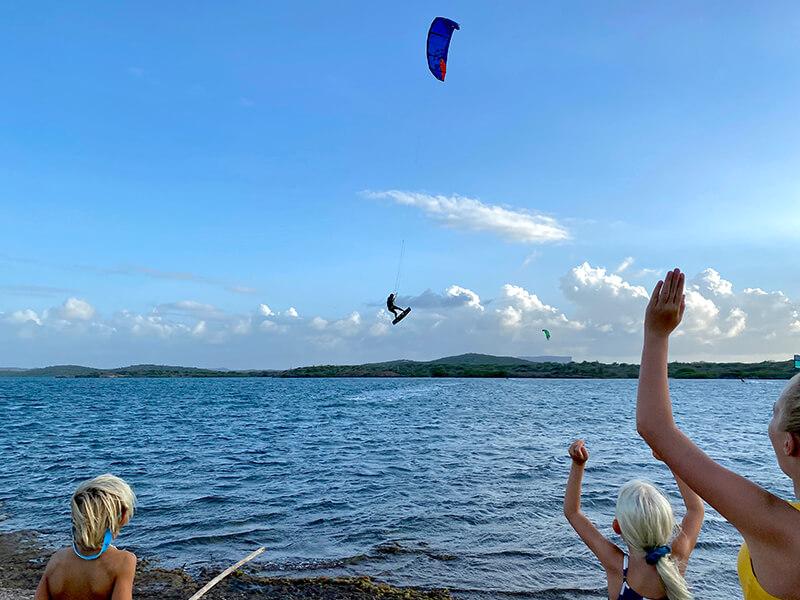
[615, 480, 692, 600]
[778, 373, 800, 434]
[71, 474, 136, 549]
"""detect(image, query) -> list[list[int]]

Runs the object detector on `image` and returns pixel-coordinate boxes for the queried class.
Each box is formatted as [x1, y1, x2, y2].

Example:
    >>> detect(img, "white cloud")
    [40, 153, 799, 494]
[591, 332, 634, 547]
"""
[333, 312, 361, 336]
[1, 266, 798, 368]
[57, 298, 96, 321]
[523, 250, 541, 266]
[615, 257, 634, 273]
[9, 309, 41, 326]
[560, 262, 650, 334]
[691, 269, 733, 296]
[445, 286, 484, 311]
[364, 190, 569, 244]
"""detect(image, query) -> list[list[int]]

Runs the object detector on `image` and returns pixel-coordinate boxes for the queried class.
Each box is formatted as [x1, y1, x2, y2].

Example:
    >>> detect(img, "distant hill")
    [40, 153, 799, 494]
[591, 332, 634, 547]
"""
[0, 365, 101, 377]
[0, 355, 796, 379]
[428, 353, 536, 366]
[517, 355, 572, 364]
[0, 364, 278, 378]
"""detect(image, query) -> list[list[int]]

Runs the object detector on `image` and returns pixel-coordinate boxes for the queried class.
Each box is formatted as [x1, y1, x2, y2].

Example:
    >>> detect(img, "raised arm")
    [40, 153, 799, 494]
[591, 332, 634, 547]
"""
[563, 440, 621, 571]
[636, 269, 800, 572]
[669, 468, 704, 569]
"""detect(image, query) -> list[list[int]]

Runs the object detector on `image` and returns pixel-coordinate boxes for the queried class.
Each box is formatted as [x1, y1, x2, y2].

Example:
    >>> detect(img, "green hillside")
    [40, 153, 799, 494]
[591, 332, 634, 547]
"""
[0, 354, 796, 379]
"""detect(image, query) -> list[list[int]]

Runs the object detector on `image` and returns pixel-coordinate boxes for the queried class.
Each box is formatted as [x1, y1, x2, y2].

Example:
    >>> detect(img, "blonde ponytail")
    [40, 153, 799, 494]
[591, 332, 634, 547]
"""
[655, 553, 692, 600]
[616, 480, 692, 600]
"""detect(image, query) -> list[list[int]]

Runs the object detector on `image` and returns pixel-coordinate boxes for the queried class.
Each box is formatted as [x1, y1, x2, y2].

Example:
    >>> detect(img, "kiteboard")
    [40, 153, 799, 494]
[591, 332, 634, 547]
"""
[392, 307, 411, 325]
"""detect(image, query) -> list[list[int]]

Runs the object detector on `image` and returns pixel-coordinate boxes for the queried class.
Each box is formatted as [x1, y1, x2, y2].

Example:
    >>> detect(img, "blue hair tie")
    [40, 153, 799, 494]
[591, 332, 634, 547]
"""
[645, 545, 671, 565]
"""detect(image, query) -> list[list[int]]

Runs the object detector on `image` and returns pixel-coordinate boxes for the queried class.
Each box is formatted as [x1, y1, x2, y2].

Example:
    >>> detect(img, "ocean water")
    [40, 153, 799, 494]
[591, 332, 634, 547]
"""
[0, 377, 791, 599]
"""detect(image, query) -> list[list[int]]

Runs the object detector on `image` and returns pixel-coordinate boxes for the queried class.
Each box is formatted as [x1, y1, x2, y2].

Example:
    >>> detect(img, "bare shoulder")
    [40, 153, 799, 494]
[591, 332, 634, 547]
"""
[107, 547, 137, 571]
[44, 547, 72, 571]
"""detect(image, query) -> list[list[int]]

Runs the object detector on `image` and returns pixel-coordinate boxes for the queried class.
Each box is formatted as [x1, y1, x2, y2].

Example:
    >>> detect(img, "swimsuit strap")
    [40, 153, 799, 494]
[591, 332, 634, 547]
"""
[73, 528, 112, 560]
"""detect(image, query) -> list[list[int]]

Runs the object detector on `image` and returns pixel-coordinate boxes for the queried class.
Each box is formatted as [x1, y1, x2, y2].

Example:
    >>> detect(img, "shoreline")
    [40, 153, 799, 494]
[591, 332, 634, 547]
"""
[0, 531, 453, 600]
[1, 354, 796, 379]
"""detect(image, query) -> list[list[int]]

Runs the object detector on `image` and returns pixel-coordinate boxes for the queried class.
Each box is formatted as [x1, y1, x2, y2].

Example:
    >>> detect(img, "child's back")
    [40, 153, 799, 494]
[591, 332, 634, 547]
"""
[35, 474, 137, 600]
[38, 545, 136, 600]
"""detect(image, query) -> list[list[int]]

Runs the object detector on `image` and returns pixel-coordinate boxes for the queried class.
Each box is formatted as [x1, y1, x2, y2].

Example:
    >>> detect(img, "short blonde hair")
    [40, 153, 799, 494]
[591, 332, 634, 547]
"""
[71, 474, 136, 549]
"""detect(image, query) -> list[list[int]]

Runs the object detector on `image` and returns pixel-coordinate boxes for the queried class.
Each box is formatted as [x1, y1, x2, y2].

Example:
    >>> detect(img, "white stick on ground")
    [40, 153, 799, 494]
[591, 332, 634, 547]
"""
[187, 546, 266, 600]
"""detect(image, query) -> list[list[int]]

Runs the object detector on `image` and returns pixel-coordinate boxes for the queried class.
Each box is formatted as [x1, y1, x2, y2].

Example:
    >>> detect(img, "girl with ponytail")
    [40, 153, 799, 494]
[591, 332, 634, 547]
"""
[564, 440, 704, 600]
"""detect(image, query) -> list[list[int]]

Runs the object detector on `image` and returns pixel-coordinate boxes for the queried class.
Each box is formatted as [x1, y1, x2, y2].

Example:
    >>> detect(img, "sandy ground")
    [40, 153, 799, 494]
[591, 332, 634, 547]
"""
[0, 531, 453, 600]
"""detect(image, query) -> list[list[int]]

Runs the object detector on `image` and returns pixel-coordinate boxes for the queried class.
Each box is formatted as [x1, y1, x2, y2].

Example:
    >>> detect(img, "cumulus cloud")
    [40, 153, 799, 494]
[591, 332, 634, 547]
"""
[57, 298, 96, 321]
[560, 262, 650, 334]
[1, 265, 798, 368]
[364, 190, 569, 244]
[8, 310, 41, 326]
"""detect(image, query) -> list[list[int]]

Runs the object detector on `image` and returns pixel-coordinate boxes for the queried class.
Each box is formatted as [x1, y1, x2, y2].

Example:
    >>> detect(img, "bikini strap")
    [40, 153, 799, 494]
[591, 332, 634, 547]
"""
[73, 528, 112, 560]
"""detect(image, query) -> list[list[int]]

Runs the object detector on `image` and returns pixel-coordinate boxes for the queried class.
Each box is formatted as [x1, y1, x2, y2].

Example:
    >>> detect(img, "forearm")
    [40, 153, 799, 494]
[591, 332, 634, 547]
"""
[563, 462, 585, 517]
[636, 332, 677, 446]
[673, 470, 704, 513]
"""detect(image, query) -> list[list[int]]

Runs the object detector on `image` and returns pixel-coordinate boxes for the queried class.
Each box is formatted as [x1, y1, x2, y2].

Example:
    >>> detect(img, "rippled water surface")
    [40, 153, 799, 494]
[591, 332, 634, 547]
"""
[0, 377, 791, 599]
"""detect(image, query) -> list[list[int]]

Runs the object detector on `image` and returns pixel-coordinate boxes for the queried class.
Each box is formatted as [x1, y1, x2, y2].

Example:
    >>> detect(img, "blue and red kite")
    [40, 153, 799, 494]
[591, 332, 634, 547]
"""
[427, 17, 460, 82]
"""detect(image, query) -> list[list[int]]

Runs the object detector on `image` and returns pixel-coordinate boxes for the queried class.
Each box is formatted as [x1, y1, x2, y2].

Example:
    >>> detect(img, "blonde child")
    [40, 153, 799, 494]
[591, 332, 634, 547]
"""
[637, 268, 800, 599]
[35, 474, 137, 600]
[564, 439, 704, 600]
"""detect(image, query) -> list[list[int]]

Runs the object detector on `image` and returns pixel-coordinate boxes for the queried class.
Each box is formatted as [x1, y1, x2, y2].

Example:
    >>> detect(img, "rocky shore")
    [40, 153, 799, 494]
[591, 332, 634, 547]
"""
[0, 531, 452, 600]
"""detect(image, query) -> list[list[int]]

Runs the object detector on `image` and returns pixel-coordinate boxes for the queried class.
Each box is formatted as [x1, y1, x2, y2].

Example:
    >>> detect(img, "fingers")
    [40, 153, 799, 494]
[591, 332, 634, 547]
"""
[664, 269, 674, 298]
[669, 270, 684, 304]
[655, 269, 684, 306]
[649, 280, 663, 305]
[568, 439, 588, 461]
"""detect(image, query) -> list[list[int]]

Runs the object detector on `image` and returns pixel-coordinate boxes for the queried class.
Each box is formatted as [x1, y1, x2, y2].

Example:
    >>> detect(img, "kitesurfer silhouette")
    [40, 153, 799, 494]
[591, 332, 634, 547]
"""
[386, 293, 407, 318]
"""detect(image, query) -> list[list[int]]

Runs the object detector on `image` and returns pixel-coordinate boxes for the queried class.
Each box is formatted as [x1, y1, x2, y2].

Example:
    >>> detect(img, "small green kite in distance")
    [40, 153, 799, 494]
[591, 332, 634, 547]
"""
[542, 329, 551, 341]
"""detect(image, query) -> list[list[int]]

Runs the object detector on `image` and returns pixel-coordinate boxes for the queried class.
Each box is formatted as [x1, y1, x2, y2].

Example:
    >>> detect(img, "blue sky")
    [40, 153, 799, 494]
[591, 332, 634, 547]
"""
[1, 2, 799, 368]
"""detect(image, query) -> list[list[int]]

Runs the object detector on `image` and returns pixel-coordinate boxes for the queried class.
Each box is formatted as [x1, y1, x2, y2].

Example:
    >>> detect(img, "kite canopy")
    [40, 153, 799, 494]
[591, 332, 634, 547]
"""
[542, 329, 551, 341]
[427, 17, 460, 81]
[795, 354, 800, 369]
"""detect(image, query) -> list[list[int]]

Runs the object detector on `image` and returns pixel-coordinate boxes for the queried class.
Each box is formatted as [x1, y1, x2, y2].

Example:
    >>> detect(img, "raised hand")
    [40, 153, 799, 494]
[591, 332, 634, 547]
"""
[568, 439, 589, 465]
[645, 268, 686, 338]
